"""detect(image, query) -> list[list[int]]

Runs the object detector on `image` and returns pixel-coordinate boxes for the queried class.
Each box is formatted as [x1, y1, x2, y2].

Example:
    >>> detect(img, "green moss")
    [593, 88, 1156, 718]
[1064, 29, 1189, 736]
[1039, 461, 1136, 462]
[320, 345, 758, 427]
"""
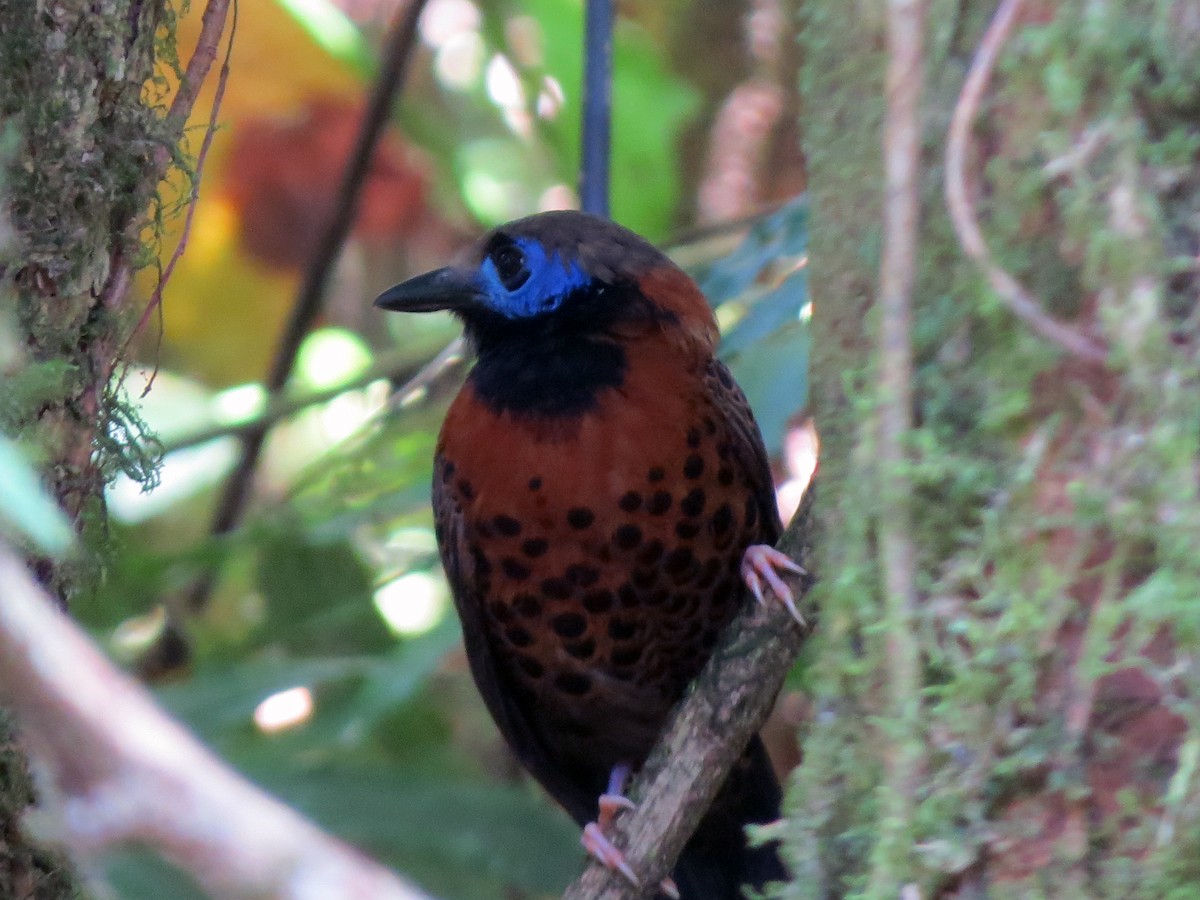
[787, 0, 1200, 895]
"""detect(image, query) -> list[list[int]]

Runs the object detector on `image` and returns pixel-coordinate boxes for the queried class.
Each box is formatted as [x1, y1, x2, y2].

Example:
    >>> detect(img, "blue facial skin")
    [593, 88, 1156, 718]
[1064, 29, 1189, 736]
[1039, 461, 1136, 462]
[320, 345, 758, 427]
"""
[474, 237, 591, 318]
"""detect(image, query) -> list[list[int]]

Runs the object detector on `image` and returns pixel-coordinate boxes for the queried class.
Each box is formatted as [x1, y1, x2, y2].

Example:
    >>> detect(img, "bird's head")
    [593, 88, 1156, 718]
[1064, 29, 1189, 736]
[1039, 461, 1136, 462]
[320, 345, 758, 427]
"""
[374, 210, 716, 353]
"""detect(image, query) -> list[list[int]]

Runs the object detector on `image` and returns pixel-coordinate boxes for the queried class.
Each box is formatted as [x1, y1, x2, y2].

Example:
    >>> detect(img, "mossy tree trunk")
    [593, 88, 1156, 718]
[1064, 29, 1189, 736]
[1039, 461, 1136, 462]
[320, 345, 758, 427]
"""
[1, 2, 172, 894]
[789, 1, 1200, 896]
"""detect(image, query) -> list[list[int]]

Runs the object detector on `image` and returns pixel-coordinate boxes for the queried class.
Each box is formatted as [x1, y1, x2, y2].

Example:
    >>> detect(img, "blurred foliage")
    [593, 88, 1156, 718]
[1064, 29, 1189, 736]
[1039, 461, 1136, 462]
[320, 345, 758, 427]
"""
[0, 0, 811, 896]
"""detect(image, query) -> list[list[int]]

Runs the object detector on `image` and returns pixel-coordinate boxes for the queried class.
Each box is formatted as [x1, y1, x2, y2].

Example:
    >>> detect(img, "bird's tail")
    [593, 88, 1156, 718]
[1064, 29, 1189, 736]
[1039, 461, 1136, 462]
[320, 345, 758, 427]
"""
[670, 736, 787, 899]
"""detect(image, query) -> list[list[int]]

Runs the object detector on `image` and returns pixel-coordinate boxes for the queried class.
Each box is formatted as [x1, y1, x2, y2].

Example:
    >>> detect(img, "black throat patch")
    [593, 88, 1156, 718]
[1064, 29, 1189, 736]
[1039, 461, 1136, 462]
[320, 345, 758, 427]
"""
[461, 280, 658, 418]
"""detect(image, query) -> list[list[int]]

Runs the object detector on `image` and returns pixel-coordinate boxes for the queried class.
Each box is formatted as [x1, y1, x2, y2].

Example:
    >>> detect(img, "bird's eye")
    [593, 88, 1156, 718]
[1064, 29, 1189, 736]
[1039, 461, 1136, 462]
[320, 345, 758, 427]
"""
[491, 242, 530, 292]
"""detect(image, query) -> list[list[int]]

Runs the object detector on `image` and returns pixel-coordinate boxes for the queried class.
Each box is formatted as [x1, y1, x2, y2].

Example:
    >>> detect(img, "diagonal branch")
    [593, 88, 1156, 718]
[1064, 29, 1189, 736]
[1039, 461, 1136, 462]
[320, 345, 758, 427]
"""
[0, 541, 431, 900]
[562, 487, 817, 899]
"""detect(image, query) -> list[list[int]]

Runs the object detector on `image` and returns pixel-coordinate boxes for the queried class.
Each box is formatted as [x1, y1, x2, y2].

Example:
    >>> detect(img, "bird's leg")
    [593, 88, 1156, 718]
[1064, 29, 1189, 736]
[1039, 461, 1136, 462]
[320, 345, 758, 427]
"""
[581, 764, 679, 899]
[741, 544, 807, 626]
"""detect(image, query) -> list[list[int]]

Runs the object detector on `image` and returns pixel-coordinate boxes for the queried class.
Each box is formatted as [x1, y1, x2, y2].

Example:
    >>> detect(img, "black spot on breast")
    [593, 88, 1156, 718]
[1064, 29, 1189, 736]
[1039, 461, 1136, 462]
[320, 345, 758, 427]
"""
[648, 466, 666, 482]
[681, 488, 706, 517]
[471, 547, 493, 577]
[566, 563, 600, 587]
[647, 491, 672, 515]
[712, 503, 734, 535]
[614, 524, 643, 549]
[567, 507, 595, 529]
[637, 539, 665, 565]
[502, 558, 531, 580]
[528, 476, 543, 491]
[718, 467, 735, 486]
[745, 496, 759, 528]
[609, 618, 637, 639]
[664, 547, 696, 575]
[488, 601, 511, 623]
[505, 626, 533, 647]
[582, 589, 614, 613]
[551, 612, 587, 638]
[514, 594, 542, 618]
[619, 491, 642, 512]
[554, 672, 592, 695]
[647, 587, 669, 606]
[715, 575, 741, 601]
[475, 521, 494, 539]
[541, 577, 571, 600]
[441, 461, 456, 482]
[686, 427, 701, 448]
[633, 568, 657, 589]
[683, 454, 705, 479]
[696, 558, 723, 590]
[675, 521, 700, 540]
[704, 416, 717, 435]
[618, 584, 641, 608]
[612, 645, 643, 667]
[701, 628, 721, 650]
[458, 479, 475, 500]
[565, 638, 596, 660]
[517, 655, 544, 678]
[493, 515, 522, 536]
[522, 537, 549, 558]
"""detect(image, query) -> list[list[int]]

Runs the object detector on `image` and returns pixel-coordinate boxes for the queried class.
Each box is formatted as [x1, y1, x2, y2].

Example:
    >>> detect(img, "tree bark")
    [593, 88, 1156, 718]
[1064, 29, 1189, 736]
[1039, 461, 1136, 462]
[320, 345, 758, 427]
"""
[790, 0, 1200, 896]
[1, 2, 172, 893]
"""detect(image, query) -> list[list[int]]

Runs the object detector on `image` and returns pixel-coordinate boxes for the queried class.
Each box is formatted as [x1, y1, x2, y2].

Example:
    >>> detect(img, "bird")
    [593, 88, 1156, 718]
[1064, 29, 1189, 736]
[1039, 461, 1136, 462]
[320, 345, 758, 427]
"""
[375, 210, 802, 899]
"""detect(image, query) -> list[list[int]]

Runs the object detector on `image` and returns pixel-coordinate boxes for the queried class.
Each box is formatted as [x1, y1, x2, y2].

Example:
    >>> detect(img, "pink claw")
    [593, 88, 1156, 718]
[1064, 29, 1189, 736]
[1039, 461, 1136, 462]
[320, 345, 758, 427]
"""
[582, 822, 639, 886]
[741, 544, 807, 626]
[581, 765, 677, 897]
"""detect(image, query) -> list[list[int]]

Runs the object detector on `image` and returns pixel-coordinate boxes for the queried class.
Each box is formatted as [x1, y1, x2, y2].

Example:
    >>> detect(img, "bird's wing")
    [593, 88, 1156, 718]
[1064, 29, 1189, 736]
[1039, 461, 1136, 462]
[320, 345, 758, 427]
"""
[433, 458, 599, 825]
[707, 358, 783, 545]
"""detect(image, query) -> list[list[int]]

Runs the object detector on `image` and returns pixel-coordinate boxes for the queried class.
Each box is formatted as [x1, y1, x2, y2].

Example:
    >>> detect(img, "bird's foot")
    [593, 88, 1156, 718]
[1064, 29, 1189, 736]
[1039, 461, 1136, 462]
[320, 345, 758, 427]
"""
[741, 544, 807, 626]
[581, 765, 679, 899]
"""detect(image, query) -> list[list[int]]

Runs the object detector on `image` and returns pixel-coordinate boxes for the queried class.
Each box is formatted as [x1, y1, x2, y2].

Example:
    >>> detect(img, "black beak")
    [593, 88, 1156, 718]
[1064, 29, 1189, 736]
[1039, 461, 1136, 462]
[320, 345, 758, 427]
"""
[373, 266, 483, 313]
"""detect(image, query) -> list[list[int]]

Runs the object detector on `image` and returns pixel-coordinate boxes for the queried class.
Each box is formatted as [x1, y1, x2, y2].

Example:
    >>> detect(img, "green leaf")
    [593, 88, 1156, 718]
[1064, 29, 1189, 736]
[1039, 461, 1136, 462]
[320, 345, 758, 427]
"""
[720, 269, 809, 355]
[697, 196, 809, 306]
[255, 530, 392, 654]
[724, 322, 809, 453]
[255, 766, 580, 899]
[0, 436, 73, 555]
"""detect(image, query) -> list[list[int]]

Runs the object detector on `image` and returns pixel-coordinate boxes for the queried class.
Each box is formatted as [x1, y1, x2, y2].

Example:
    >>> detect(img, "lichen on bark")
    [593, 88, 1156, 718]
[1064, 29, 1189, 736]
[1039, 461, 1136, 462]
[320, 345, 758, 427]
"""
[1, 1, 167, 582]
[787, 1, 1200, 897]
[1, 3, 184, 894]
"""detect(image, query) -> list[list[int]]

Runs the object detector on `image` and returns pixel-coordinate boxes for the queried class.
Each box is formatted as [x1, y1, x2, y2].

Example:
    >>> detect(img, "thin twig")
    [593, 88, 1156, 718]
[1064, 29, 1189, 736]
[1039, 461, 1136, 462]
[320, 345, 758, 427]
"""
[158, 348, 436, 456]
[944, 0, 1107, 365]
[189, 0, 432, 612]
[0, 542, 431, 900]
[562, 488, 816, 900]
[580, 0, 614, 216]
[126, 0, 239, 387]
[102, 0, 234, 327]
[866, 0, 925, 893]
[165, 0, 234, 139]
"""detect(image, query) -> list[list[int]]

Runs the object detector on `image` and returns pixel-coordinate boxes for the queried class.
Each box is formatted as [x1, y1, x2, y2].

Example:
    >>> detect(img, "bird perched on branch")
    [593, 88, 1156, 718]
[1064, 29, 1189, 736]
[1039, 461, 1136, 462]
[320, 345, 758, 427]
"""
[375, 210, 800, 899]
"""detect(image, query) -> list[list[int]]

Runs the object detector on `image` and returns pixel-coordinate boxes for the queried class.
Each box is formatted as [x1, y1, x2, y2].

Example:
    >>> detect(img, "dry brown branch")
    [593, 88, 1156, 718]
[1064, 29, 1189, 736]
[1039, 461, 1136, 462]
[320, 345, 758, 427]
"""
[866, 0, 925, 891]
[165, 0, 235, 138]
[562, 488, 816, 900]
[944, 0, 1108, 365]
[0, 542, 432, 900]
